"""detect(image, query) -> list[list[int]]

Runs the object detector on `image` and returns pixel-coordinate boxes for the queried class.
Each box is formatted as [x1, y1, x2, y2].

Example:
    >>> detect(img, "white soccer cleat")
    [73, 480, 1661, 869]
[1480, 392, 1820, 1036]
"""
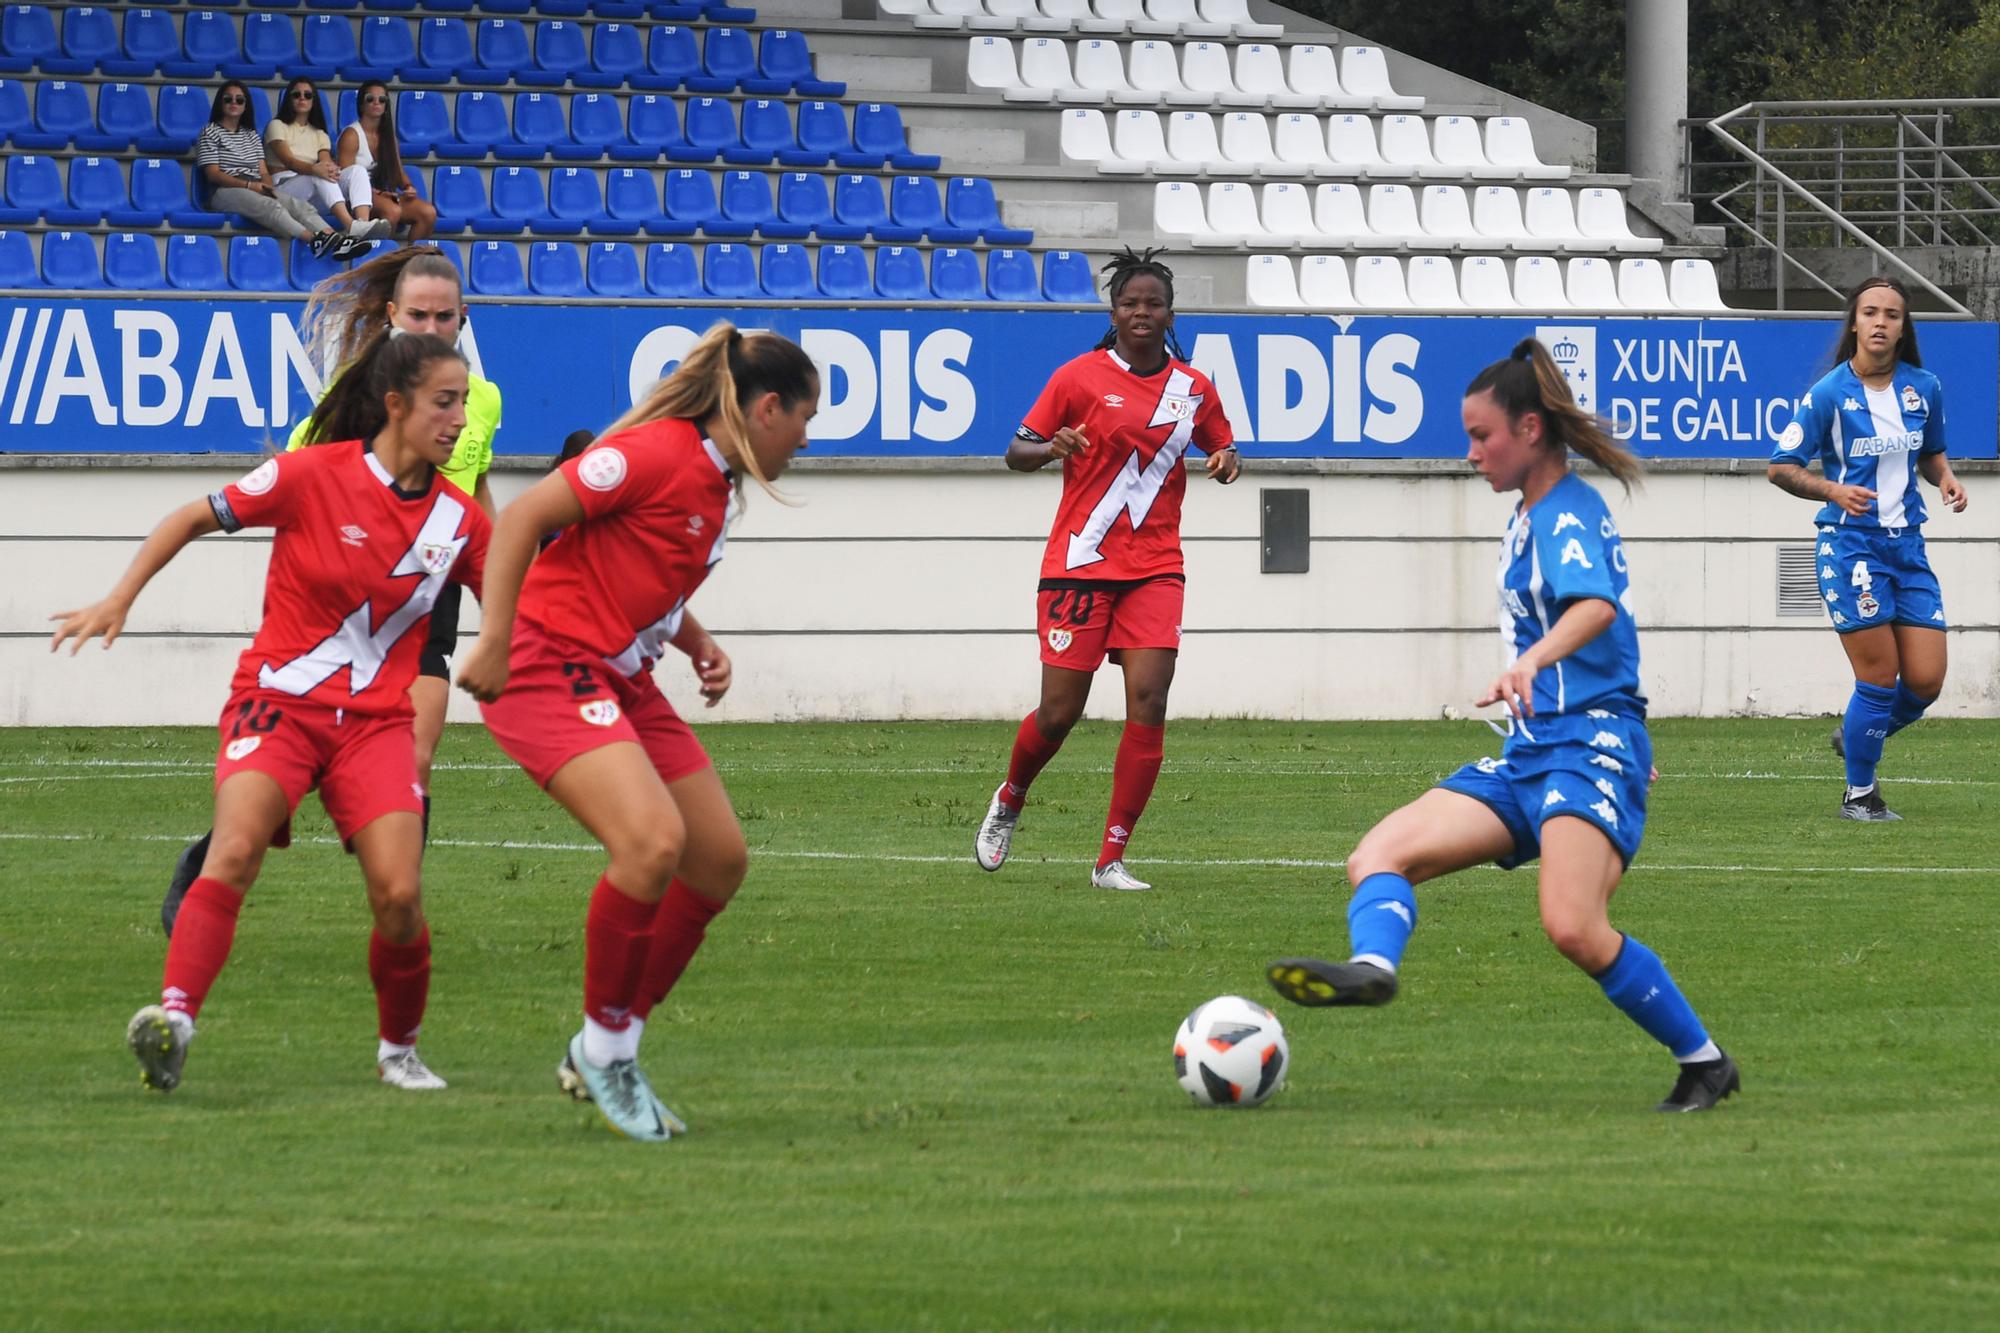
[974, 786, 1021, 872]
[127, 1004, 194, 1093]
[1091, 860, 1152, 892]
[377, 1048, 449, 1091]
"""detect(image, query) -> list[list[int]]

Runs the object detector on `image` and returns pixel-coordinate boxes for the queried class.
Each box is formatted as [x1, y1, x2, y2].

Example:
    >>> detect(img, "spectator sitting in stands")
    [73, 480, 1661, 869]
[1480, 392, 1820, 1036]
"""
[339, 81, 437, 242]
[267, 77, 385, 242]
[197, 81, 365, 261]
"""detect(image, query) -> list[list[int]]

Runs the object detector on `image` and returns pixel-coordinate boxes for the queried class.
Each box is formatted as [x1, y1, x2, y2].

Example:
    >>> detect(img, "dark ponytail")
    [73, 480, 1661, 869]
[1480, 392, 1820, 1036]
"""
[1093, 247, 1189, 363]
[1466, 338, 1643, 492]
[301, 330, 465, 447]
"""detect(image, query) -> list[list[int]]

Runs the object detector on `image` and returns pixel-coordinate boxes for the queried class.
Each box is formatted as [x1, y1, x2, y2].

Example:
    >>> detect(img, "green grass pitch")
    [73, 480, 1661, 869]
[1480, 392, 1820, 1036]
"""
[1, 718, 1995, 1330]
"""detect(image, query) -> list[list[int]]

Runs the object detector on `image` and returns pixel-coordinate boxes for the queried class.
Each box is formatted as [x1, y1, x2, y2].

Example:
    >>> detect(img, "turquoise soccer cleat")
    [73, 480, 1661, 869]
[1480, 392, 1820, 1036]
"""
[563, 1033, 676, 1142]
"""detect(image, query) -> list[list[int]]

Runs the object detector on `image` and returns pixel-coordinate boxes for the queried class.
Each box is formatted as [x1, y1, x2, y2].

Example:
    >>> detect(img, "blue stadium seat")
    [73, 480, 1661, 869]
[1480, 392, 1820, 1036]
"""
[701, 241, 755, 298]
[588, 22, 644, 88]
[536, 0, 590, 16]
[662, 168, 718, 233]
[715, 170, 775, 238]
[0, 228, 41, 286]
[594, 0, 646, 17]
[118, 9, 183, 77]
[729, 99, 794, 166]
[816, 243, 870, 300]
[360, 16, 423, 80]
[251, 0, 308, 10]
[703, 2, 759, 22]
[645, 240, 698, 296]
[228, 234, 289, 290]
[672, 96, 735, 163]
[526, 19, 588, 87]
[302, 14, 370, 79]
[396, 90, 450, 154]
[111, 157, 184, 227]
[166, 234, 226, 290]
[487, 165, 556, 233]
[475, 17, 533, 82]
[586, 240, 642, 296]
[33, 81, 106, 151]
[570, 92, 629, 155]
[105, 232, 167, 290]
[778, 102, 841, 169]
[834, 174, 921, 243]
[644, 0, 704, 18]
[0, 78, 30, 144]
[623, 93, 684, 158]
[874, 245, 927, 302]
[759, 242, 812, 299]
[528, 240, 585, 295]
[416, 17, 475, 77]
[64, 155, 128, 224]
[701, 26, 769, 94]
[62, 7, 124, 75]
[354, 238, 402, 265]
[515, 92, 591, 161]
[775, 172, 855, 241]
[241, 13, 307, 77]
[647, 25, 701, 89]
[605, 167, 665, 231]
[947, 177, 1033, 246]
[758, 29, 844, 97]
[476, 0, 531, 12]
[892, 175, 978, 244]
[852, 103, 940, 172]
[550, 166, 623, 233]
[152, 84, 211, 151]
[363, 0, 420, 11]
[986, 248, 1041, 302]
[468, 238, 527, 294]
[1, 6, 64, 75]
[41, 230, 104, 288]
[0, 155, 63, 224]
[246, 86, 277, 131]
[1042, 249, 1096, 303]
[290, 236, 345, 291]
[442, 90, 513, 158]
[96, 82, 156, 149]
[432, 163, 492, 231]
[931, 247, 984, 302]
[165, 12, 234, 80]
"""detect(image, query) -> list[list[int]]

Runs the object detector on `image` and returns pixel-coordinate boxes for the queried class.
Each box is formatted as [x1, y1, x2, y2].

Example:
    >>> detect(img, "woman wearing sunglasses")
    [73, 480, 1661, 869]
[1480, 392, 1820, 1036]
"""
[195, 82, 366, 260]
[338, 81, 437, 242]
[267, 77, 385, 241]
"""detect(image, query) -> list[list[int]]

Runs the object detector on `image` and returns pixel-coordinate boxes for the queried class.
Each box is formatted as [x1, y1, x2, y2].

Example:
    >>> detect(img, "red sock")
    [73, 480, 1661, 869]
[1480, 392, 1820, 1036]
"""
[583, 875, 657, 1031]
[1002, 711, 1065, 808]
[630, 880, 726, 1021]
[161, 877, 243, 1021]
[1099, 721, 1164, 868]
[368, 926, 431, 1046]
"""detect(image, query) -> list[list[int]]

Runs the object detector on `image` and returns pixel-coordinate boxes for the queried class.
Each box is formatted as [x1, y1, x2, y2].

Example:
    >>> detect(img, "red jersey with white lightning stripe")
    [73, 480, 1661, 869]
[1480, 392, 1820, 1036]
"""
[208, 439, 489, 718]
[517, 418, 734, 678]
[1019, 349, 1233, 583]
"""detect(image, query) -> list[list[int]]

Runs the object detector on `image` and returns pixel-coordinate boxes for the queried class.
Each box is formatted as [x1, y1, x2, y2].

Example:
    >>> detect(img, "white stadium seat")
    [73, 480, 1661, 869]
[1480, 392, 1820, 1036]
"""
[915, 0, 984, 30]
[1203, 179, 1268, 244]
[1512, 254, 1571, 309]
[1341, 46, 1422, 111]
[968, 0, 1030, 32]
[1221, 112, 1292, 174]
[1245, 253, 1304, 308]
[1153, 179, 1213, 239]
[1313, 182, 1389, 247]
[1274, 113, 1343, 176]
[1406, 255, 1465, 308]
[1061, 108, 1148, 172]
[1377, 115, 1456, 179]
[1090, 0, 1146, 28]
[1258, 181, 1317, 245]
[1073, 38, 1141, 101]
[1286, 45, 1357, 110]
[1165, 110, 1230, 172]
[1141, 0, 1230, 38]
[1352, 255, 1413, 308]
[1484, 117, 1569, 180]
[968, 37, 1046, 100]
[1367, 183, 1442, 248]
[1234, 44, 1318, 109]
[1014, 0, 1073, 32]
[1472, 185, 1532, 249]
[1459, 254, 1516, 307]
[1327, 114, 1392, 176]
[1431, 115, 1512, 180]
[1129, 40, 1209, 105]
[1015, 37, 1086, 100]
[1576, 188, 1663, 253]
[1051, 0, 1122, 32]
[1298, 254, 1355, 308]
[1617, 257, 1672, 310]
[878, 0, 938, 18]
[1524, 187, 1597, 252]
[1565, 256, 1623, 310]
[1670, 258, 1731, 311]
[1418, 185, 1478, 248]
[1115, 109, 1197, 173]
[1201, 0, 1283, 39]
[1183, 41, 1264, 108]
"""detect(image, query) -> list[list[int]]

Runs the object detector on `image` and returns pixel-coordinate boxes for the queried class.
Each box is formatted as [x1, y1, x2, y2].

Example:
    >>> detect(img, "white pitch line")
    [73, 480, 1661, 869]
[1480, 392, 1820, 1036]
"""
[0, 830, 1995, 877]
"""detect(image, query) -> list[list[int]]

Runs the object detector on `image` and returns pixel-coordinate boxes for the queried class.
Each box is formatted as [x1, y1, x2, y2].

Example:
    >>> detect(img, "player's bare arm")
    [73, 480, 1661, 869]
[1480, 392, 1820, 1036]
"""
[1477, 597, 1617, 718]
[1205, 445, 1241, 484]
[1006, 425, 1088, 472]
[1766, 460, 1875, 516]
[1919, 453, 1968, 511]
[671, 609, 732, 707]
[49, 498, 223, 655]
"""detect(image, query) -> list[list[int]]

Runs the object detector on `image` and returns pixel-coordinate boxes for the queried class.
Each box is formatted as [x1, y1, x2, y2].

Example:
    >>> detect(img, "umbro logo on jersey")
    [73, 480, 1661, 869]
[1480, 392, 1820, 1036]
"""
[340, 525, 368, 547]
[1102, 394, 1124, 407]
[688, 513, 706, 533]
[1842, 397, 1863, 411]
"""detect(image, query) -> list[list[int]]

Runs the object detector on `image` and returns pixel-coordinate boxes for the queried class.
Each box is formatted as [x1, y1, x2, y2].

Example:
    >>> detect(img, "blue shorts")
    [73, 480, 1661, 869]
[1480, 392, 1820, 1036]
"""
[1816, 524, 1946, 633]
[1438, 710, 1651, 869]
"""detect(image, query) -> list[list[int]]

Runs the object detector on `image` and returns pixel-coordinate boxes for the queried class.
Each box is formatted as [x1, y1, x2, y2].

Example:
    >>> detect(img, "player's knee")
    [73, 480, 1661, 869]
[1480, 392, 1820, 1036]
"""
[369, 881, 424, 942]
[1902, 669, 1944, 700]
[612, 826, 684, 893]
[1035, 706, 1080, 741]
[1539, 909, 1611, 971]
[1127, 684, 1171, 724]
[1345, 831, 1400, 887]
[203, 831, 265, 885]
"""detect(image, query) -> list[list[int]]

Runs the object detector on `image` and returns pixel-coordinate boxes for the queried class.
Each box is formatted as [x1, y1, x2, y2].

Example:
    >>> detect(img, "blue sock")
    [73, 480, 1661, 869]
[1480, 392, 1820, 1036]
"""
[1345, 872, 1417, 970]
[1885, 679, 1934, 739]
[1592, 934, 1711, 1060]
[1842, 681, 1897, 789]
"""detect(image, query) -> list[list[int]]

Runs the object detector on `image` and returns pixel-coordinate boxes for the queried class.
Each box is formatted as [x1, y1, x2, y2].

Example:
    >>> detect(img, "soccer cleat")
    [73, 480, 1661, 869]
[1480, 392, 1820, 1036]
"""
[562, 1033, 674, 1142]
[559, 1047, 687, 1134]
[1266, 957, 1399, 1008]
[1830, 723, 1845, 759]
[161, 830, 212, 938]
[377, 1048, 448, 1091]
[1656, 1051, 1740, 1112]
[1840, 786, 1902, 821]
[1090, 860, 1151, 892]
[126, 1005, 193, 1093]
[973, 787, 1021, 872]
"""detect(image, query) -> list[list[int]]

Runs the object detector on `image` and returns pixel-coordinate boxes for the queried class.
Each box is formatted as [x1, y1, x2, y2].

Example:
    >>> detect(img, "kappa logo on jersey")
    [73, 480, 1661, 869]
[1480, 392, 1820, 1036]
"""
[340, 525, 368, 547]
[1931, 608, 1945, 622]
[224, 736, 261, 760]
[1819, 540, 1835, 555]
[1048, 628, 1073, 652]
[1474, 756, 1502, 774]
[1551, 512, 1584, 535]
[577, 447, 628, 492]
[1777, 421, 1806, 452]
[1842, 397, 1863, 412]
[237, 457, 279, 496]
[579, 699, 622, 726]
[1559, 538, 1594, 569]
[1378, 901, 1413, 926]
[1590, 798, 1619, 827]
[1589, 730, 1624, 750]
[1543, 788, 1566, 807]
[1594, 778, 1617, 799]
[1587, 708, 1613, 719]
[1902, 384, 1926, 415]
[1857, 593, 1880, 618]
[1589, 753, 1622, 773]
[1833, 611, 1848, 624]
[1822, 565, 1836, 580]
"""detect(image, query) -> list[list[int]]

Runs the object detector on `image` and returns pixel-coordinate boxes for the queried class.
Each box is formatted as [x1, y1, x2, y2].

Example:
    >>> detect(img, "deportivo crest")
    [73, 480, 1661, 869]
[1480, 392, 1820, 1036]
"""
[579, 700, 622, 726]
[237, 458, 279, 495]
[577, 447, 628, 492]
[1047, 628, 1073, 653]
[225, 736, 262, 760]
[417, 542, 457, 575]
[1902, 384, 1926, 415]
[1857, 593, 1880, 619]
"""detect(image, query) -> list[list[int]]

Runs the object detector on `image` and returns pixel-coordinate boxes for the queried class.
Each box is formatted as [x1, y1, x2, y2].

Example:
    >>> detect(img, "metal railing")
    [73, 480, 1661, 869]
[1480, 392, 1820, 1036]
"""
[1684, 99, 1997, 314]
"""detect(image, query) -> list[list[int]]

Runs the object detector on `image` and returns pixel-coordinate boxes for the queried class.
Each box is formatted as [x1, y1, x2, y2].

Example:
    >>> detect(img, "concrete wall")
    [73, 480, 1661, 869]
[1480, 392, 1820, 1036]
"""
[5, 458, 1995, 726]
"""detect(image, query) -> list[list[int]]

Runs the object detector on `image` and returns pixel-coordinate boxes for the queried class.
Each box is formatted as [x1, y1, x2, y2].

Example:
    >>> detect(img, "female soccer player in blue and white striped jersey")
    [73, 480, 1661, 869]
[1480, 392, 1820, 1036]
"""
[1267, 338, 1737, 1114]
[1768, 277, 1967, 820]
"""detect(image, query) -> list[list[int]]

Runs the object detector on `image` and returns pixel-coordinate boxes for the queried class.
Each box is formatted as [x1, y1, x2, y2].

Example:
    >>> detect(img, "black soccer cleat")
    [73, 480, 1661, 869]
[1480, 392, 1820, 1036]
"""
[1656, 1051, 1740, 1112]
[1266, 957, 1399, 1008]
[160, 830, 213, 938]
[1829, 723, 1845, 759]
[1840, 786, 1902, 822]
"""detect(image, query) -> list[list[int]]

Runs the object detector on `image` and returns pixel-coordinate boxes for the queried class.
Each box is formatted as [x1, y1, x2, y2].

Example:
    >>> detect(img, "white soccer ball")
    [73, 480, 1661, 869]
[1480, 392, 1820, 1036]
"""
[1173, 995, 1289, 1108]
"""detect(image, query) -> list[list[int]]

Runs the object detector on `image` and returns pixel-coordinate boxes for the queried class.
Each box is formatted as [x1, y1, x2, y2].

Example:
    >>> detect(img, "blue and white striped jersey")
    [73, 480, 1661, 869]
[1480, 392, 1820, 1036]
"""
[1497, 472, 1646, 720]
[1770, 361, 1947, 529]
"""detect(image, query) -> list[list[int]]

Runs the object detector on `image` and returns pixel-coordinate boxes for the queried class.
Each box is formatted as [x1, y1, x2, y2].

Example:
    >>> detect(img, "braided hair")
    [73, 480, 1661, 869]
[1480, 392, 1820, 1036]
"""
[1093, 248, 1189, 363]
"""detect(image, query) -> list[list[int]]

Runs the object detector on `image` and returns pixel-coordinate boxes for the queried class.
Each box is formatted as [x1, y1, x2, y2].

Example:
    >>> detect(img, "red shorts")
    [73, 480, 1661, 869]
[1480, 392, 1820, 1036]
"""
[213, 690, 423, 844]
[479, 618, 711, 789]
[1037, 578, 1185, 671]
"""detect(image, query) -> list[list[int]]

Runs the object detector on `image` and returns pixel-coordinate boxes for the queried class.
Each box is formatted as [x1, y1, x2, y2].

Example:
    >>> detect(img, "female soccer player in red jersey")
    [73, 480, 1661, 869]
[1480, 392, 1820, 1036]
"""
[456, 323, 817, 1142]
[974, 250, 1241, 891]
[50, 333, 489, 1095]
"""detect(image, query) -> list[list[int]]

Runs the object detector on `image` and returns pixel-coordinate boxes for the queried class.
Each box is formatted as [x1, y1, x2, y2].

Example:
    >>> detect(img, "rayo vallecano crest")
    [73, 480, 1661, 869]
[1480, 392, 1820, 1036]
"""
[417, 541, 458, 575]
[1536, 326, 1597, 413]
